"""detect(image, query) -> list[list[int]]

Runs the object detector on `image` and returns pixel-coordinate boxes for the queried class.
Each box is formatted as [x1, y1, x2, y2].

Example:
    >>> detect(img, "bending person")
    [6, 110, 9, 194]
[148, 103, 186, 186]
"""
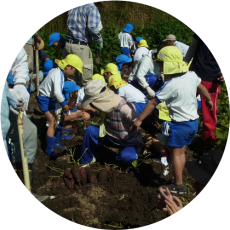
[128, 43, 168, 97]
[79, 79, 144, 171]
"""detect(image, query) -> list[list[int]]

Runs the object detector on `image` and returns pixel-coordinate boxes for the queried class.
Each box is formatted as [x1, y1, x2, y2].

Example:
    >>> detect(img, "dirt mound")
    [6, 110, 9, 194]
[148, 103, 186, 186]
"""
[27, 92, 197, 228]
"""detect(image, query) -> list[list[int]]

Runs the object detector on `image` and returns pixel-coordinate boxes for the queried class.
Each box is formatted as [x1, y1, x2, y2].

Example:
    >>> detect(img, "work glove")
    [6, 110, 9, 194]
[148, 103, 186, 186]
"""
[13, 85, 29, 111]
[8, 88, 25, 114]
[146, 86, 155, 97]
[97, 42, 103, 50]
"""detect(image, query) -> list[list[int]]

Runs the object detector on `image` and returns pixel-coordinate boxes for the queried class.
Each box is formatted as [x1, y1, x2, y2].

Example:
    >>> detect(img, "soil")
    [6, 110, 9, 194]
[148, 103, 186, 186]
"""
[26, 93, 198, 229]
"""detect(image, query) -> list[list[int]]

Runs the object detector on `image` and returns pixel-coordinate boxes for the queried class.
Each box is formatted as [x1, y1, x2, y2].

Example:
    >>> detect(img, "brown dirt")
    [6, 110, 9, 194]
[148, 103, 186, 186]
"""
[27, 92, 197, 229]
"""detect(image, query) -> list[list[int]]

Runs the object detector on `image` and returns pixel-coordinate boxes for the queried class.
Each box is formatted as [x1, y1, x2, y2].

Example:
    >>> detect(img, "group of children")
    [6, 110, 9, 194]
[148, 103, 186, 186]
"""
[5, 23, 213, 195]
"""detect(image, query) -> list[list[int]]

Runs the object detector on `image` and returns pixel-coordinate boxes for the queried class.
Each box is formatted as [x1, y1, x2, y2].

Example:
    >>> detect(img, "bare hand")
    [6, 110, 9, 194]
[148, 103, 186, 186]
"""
[157, 187, 173, 210]
[165, 196, 183, 215]
[205, 99, 213, 111]
[34, 34, 42, 44]
[90, 107, 98, 113]
[217, 74, 224, 82]
[62, 104, 69, 112]
[145, 136, 153, 148]
[131, 118, 142, 131]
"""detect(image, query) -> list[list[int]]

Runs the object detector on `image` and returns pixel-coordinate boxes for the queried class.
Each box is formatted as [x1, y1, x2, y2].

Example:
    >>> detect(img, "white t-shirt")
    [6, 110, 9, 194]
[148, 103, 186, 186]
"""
[118, 84, 149, 104]
[118, 32, 133, 49]
[174, 41, 189, 58]
[155, 71, 201, 122]
[77, 87, 85, 104]
[133, 47, 149, 62]
[39, 67, 65, 104]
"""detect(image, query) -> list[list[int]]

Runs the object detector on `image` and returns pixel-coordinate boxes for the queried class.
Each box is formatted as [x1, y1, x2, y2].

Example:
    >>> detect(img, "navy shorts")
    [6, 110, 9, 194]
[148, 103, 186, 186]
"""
[167, 119, 198, 148]
[37, 95, 57, 113]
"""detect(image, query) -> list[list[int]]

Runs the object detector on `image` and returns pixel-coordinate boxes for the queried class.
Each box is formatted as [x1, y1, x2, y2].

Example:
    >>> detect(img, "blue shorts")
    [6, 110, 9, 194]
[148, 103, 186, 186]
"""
[132, 102, 147, 114]
[121, 47, 130, 57]
[167, 119, 198, 148]
[37, 95, 57, 113]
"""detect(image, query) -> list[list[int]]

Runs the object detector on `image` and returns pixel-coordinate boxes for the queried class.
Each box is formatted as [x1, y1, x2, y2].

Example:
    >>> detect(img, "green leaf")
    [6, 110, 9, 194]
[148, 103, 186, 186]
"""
[224, 123, 230, 129]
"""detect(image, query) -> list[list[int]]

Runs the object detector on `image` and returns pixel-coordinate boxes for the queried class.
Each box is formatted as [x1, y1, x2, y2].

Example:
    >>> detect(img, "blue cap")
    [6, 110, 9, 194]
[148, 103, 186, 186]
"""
[136, 37, 143, 42]
[42, 60, 57, 75]
[7, 72, 30, 85]
[116, 54, 132, 70]
[48, 32, 63, 46]
[122, 24, 133, 33]
[63, 81, 81, 101]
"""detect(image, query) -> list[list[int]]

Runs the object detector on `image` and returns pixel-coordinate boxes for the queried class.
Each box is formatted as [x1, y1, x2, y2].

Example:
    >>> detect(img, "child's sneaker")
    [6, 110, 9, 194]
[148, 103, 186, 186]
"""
[162, 184, 186, 194]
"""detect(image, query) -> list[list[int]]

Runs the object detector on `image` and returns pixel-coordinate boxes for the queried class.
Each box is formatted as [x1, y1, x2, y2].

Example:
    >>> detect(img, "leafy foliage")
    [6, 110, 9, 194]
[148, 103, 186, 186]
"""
[213, 82, 230, 150]
[37, 19, 193, 73]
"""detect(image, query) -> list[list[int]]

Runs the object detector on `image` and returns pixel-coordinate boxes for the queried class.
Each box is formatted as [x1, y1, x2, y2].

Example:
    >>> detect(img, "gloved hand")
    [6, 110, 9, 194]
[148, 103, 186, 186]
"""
[12, 85, 29, 111]
[97, 42, 103, 50]
[146, 86, 155, 97]
[8, 88, 26, 114]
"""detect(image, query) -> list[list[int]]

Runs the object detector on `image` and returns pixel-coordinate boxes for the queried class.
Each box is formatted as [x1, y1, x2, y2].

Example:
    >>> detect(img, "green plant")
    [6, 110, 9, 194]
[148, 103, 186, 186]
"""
[213, 82, 230, 150]
[179, 197, 189, 206]
[66, 147, 76, 163]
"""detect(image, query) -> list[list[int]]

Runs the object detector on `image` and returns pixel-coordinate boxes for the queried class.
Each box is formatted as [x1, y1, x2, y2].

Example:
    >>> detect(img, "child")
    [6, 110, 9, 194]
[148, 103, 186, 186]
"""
[79, 79, 143, 171]
[116, 54, 133, 75]
[133, 39, 149, 62]
[118, 24, 134, 57]
[133, 46, 213, 194]
[128, 43, 168, 96]
[48, 32, 66, 58]
[135, 37, 143, 48]
[105, 63, 158, 135]
[37, 54, 83, 157]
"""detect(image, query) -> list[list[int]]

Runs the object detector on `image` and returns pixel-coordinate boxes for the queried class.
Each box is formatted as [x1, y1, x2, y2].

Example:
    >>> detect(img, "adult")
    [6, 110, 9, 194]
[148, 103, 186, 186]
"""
[23, 33, 42, 77]
[79, 79, 143, 171]
[158, 150, 223, 215]
[184, 33, 224, 148]
[128, 44, 167, 96]
[24, 33, 43, 113]
[30, 49, 49, 93]
[163, 34, 189, 58]
[133, 39, 149, 62]
[48, 32, 66, 58]
[118, 24, 134, 57]
[65, 3, 103, 86]
[1, 48, 46, 200]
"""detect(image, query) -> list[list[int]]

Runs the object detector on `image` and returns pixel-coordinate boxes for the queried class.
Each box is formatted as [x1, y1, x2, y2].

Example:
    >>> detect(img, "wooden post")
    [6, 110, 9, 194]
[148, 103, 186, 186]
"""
[35, 42, 39, 96]
[17, 111, 31, 192]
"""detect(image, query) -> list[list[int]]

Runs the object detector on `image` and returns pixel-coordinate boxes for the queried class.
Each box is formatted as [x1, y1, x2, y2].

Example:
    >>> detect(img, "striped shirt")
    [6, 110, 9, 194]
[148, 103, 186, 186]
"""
[67, 4, 103, 44]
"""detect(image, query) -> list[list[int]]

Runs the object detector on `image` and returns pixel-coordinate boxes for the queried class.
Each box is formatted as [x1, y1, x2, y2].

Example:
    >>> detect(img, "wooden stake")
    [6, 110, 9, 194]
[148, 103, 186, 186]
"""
[17, 111, 31, 192]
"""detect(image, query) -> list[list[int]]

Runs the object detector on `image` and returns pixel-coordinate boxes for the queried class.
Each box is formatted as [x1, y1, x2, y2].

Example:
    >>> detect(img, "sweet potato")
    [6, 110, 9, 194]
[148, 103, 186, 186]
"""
[85, 167, 97, 184]
[64, 169, 73, 180]
[71, 163, 81, 184]
[80, 167, 87, 185]
[74, 184, 82, 194]
[71, 178, 75, 190]
[64, 178, 72, 190]
[98, 168, 109, 182]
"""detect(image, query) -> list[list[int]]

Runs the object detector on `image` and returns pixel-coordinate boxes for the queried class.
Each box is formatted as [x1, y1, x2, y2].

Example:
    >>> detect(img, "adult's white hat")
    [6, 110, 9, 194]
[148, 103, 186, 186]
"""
[163, 34, 176, 42]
